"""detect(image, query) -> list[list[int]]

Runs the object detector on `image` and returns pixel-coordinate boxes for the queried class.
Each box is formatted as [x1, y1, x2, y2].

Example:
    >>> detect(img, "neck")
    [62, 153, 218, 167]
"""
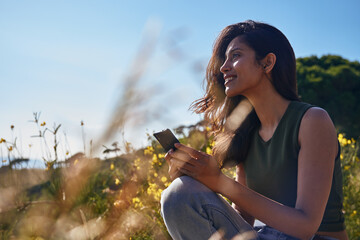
[244, 80, 291, 131]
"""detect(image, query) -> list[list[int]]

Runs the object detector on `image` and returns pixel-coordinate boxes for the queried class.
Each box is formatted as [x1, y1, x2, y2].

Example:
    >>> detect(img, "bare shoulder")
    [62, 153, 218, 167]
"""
[302, 107, 333, 123]
[301, 107, 336, 133]
[299, 106, 338, 154]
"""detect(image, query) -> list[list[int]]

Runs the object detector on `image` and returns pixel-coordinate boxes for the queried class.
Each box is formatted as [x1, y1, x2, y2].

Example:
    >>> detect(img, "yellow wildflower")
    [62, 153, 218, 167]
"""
[144, 146, 154, 155]
[340, 154, 344, 160]
[338, 133, 344, 140]
[344, 165, 350, 171]
[110, 163, 115, 170]
[132, 197, 140, 204]
[206, 147, 212, 155]
[115, 178, 120, 185]
[154, 172, 158, 177]
[147, 182, 163, 201]
[351, 210, 357, 217]
[132, 197, 143, 208]
[134, 158, 141, 170]
[161, 176, 167, 183]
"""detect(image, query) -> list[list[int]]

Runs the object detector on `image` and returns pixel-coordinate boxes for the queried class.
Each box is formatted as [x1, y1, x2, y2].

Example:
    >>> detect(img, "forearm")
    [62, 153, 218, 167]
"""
[216, 174, 319, 239]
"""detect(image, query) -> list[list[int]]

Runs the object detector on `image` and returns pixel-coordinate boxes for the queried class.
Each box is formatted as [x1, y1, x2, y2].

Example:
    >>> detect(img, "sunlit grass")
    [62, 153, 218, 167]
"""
[1, 121, 359, 239]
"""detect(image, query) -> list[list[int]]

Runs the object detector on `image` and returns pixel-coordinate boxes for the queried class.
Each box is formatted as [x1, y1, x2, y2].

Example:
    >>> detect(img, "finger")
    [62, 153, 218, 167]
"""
[164, 149, 174, 162]
[169, 168, 184, 180]
[171, 145, 207, 168]
[174, 143, 205, 159]
[169, 158, 179, 171]
[168, 158, 182, 180]
[178, 167, 194, 177]
[168, 164, 178, 179]
[169, 149, 193, 163]
[171, 154, 200, 168]
[171, 158, 197, 173]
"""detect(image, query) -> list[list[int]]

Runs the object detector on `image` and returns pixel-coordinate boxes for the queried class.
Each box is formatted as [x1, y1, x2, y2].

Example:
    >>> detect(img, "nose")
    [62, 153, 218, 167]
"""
[220, 59, 230, 73]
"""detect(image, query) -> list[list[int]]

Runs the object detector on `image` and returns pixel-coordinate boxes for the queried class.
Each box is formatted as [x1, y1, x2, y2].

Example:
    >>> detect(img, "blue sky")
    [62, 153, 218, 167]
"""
[1, 0, 359, 163]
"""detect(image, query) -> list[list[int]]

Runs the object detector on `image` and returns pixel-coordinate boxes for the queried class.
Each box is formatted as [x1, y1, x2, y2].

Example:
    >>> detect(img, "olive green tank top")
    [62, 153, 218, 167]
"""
[244, 101, 345, 232]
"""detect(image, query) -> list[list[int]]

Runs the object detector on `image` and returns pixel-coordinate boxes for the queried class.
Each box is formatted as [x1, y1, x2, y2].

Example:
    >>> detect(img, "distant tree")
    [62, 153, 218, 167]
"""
[297, 55, 360, 137]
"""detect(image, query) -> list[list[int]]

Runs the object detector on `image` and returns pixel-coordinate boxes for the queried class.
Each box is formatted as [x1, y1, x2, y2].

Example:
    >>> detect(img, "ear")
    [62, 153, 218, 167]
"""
[261, 53, 276, 74]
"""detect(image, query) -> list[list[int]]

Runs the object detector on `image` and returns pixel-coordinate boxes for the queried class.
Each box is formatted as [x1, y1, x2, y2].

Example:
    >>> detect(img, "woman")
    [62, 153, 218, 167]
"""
[160, 20, 347, 240]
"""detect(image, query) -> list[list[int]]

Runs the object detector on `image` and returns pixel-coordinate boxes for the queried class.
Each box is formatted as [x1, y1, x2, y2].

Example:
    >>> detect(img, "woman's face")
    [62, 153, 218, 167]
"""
[220, 36, 264, 98]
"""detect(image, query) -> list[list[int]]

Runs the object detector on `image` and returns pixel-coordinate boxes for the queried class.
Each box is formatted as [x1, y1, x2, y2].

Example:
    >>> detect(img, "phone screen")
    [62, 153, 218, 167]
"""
[153, 129, 180, 152]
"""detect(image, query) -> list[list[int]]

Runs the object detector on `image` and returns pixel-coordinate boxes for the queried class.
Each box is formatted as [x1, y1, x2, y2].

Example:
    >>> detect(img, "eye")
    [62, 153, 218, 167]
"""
[232, 53, 241, 60]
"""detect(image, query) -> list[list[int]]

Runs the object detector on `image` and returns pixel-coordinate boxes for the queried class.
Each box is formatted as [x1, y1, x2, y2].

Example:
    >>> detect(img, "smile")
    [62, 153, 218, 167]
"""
[224, 76, 236, 86]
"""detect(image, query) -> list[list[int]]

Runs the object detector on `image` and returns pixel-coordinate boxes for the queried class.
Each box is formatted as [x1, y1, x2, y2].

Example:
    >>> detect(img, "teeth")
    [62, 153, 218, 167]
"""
[224, 76, 236, 86]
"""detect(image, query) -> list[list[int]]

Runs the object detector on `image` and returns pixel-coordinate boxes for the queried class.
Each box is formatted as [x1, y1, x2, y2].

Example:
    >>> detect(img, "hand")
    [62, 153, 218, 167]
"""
[164, 149, 184, 181]
[168, 143, 223, 191]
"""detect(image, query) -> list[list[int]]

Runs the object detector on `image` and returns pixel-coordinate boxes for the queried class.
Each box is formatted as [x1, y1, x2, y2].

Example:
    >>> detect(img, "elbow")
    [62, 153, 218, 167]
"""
[299, 230, 317, 240]
[293, 211, 321, 239]
[294, 226, 317, 240]
[298, 219, 321, 240]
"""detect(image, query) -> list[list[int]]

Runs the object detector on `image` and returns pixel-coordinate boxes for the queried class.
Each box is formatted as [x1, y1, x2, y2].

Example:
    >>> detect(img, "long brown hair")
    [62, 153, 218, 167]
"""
[191, 20, 299, 167]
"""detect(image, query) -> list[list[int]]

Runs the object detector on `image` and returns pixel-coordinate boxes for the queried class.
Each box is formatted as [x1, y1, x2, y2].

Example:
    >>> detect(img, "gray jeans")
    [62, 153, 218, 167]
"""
[160, 176, 303, 240]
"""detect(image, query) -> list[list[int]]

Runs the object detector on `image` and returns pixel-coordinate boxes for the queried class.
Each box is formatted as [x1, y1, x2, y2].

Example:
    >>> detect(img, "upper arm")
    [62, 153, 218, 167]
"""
[296, 107, 338, 229]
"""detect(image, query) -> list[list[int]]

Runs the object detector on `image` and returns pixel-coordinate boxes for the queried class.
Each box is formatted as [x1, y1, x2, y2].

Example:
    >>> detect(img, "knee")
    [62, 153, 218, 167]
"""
[160, 176, 210, 216]
[160, 176, 194, 208]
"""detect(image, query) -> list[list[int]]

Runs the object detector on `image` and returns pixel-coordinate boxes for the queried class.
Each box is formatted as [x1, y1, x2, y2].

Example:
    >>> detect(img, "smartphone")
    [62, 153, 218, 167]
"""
[153, 129, 180, 152]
